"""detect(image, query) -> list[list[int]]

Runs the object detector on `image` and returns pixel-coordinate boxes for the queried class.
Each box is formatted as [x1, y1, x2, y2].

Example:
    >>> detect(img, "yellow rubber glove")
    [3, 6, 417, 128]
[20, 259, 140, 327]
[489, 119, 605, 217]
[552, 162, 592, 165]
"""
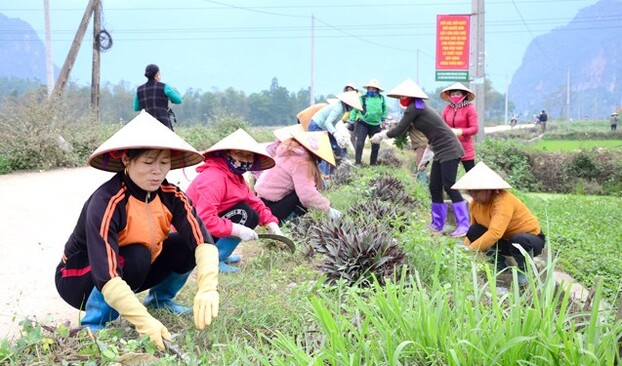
[101, 277, 171, 350]
[193, 244, 220, 329]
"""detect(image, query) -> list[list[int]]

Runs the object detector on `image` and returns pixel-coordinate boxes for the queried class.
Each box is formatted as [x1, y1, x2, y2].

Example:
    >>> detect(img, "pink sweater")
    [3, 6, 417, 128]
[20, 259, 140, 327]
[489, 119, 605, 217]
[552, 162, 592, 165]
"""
[254, 143, 331, 212]
[441, 102, 479, 161]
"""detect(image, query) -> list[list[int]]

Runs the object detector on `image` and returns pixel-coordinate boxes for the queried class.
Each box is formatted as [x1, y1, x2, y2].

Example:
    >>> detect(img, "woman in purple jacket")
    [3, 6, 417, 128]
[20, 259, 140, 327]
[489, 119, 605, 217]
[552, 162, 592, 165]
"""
[440, 82, 479, 172]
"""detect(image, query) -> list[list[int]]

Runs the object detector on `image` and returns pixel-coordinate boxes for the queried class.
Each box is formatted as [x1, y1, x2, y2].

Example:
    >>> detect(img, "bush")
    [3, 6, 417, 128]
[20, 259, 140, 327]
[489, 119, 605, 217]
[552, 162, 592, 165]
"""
[177, 115, 250, 151]
[0, 92, 102, 173]
[477, 139, 541, 191]
[478, 138, 622, 196]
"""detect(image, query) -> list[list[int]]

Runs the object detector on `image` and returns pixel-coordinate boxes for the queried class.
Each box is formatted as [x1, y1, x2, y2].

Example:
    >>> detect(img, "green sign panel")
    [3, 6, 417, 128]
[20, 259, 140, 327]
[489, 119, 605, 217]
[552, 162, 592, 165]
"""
[435, 70, 469, 82]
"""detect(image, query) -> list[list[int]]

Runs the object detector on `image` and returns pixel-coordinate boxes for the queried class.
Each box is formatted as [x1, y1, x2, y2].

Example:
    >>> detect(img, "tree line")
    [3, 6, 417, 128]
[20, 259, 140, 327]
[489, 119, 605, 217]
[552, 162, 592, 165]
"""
[0, 76, 511, 126]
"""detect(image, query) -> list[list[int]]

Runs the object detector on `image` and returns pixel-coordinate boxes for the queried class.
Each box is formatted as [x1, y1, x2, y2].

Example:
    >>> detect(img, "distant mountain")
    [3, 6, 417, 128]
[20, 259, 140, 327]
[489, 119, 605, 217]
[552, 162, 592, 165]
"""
[0, 13, 54, 82]
[509, 0, 622, 119]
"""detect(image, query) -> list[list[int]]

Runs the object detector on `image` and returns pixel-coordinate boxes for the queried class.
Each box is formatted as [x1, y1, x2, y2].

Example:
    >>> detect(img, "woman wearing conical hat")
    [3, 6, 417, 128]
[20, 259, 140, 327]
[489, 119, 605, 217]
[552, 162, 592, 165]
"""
[185, 129, 282, 273]
[255, 125, 342, 223]
[348, 79, 388, 166]
[55, 111, 219, 351]
[307, 90, 363, 175]
[439, 82, 479, 172]
[371, 78, 469, 237]
[452, 162, 546, 286]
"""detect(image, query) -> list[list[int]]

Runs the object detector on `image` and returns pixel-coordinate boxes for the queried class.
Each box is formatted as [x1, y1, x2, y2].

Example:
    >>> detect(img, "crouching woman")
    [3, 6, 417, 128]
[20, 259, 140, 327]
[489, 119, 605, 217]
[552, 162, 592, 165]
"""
[452, 162, 546, 285]
[255, 125, 342, 223]
[55, 111, 220, 350]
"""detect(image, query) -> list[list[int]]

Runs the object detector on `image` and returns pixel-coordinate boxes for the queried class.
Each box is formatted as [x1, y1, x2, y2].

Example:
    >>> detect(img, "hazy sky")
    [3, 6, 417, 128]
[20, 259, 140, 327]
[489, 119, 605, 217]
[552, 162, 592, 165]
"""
[1, 0, 599, 97]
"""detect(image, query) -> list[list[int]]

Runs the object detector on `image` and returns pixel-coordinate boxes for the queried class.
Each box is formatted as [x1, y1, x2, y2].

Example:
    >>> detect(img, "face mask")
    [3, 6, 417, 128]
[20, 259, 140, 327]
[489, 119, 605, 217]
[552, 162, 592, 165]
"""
[367, 91, 378, 97]
[225, 154, 254, 175]
[450, 95, 465, 104]
[400, 97, 411, 108]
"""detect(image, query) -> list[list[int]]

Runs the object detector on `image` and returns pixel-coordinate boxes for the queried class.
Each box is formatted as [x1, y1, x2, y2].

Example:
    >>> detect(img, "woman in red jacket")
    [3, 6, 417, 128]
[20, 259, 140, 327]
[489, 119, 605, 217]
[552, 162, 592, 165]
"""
[440, 82, 479, 172]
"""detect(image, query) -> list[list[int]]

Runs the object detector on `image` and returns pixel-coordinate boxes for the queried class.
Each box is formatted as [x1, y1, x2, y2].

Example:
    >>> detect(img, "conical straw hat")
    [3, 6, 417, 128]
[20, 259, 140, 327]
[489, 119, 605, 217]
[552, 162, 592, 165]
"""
[452, 161, 512, 190]
[386, 78, 429, 99]
[335, 90, 363, 111]
[290, 130, 336, 166]
[88, 110, 204, 172]
[273, 124, 305, 142]
[202, 128, 275, 170]
[362, 79, 384, 92]
[440, 82, 475, 102]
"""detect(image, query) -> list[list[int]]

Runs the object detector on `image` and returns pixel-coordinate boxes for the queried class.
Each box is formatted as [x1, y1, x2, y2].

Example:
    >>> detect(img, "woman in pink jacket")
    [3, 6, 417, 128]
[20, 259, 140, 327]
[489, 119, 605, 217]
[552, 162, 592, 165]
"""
[255, 125, 342, 223]
[440, 82, 479, 172]
[186, 129, 282, 273]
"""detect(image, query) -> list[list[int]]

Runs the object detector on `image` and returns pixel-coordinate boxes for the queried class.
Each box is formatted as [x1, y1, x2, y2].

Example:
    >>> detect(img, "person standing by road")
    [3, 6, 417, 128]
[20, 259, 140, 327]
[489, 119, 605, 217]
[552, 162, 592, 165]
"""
[610, 112, 618, 131]
[538, 110, 548, 134]
[440, 82, 479, 172]
[55, 111, 220, 350]
[133, 64, 182, 130]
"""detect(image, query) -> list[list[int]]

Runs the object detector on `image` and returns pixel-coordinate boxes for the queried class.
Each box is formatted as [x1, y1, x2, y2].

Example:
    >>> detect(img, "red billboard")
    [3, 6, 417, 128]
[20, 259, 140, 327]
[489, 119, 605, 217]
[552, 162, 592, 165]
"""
[436, 14, 470, 80]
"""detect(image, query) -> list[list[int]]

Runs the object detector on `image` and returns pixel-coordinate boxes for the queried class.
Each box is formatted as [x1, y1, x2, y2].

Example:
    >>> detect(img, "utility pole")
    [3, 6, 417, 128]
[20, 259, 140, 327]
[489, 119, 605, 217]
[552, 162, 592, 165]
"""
[43, 0, 54, 97]
[416, 49, 420, 85]
[504, 73, 508, 125]
[51, 0, 97, 98]
[91, 0, 101, 120]
[471, 0, 486, 142]
[309, 14, 315, 106]
[565, 67, 570, 121]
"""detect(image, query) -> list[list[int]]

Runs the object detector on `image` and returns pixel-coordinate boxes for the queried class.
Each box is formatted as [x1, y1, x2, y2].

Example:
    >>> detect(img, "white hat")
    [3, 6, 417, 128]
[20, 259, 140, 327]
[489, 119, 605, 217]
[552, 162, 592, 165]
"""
[452, 161, 512, 190]
[272, 125, 336, 166]
[363, 79, 383, 92]
[88, 110, 203, 172]
[440, 82, 475, 102]
[335, 90, 363, 111]
[386, 78, 429, 99]
[291, 130, 336, 166]
[202, 129, 275, 171]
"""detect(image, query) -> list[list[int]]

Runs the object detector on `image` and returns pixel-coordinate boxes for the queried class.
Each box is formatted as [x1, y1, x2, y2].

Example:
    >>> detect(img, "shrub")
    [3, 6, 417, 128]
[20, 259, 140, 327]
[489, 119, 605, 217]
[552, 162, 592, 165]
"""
[478, 139, 541, 191]
[0, 92, 101, 172]
[178, 115, 250, 151]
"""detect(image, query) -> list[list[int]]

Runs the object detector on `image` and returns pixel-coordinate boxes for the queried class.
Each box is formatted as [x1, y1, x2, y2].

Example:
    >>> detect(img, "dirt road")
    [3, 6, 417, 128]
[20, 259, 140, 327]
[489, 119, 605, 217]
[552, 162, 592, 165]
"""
[0, 165, 199, 340]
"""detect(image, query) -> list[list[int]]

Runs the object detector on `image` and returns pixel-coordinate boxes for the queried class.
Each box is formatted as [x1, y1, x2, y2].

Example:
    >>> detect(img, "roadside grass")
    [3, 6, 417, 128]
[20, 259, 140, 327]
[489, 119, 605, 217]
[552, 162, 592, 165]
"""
[519, 192, 622, 301]
[528, 139, 622, 152]
[2, 164, 621, 365]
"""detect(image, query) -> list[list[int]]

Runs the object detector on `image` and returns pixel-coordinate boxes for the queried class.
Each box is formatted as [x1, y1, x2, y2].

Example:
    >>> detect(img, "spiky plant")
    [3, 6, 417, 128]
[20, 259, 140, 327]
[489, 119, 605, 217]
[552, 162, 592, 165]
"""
[377, 148, 403, 168]
[347, 199, 412, 232]
[367, 175, 417, 207]
[331, 162, 354, 186]
[315, 218, 406, 286]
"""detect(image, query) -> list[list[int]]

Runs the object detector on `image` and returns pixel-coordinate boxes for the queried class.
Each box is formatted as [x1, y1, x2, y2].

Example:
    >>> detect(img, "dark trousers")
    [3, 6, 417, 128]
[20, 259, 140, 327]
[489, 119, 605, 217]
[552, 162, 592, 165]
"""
[354, 121, 381, 165]
[214, 201, 260, 240]
[462, 159, 475, 172]
[467, 224, 546, 266]
[429, 159, 463, 203]
[55, 233, 196, 310]
[261, 191, 308, 224]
